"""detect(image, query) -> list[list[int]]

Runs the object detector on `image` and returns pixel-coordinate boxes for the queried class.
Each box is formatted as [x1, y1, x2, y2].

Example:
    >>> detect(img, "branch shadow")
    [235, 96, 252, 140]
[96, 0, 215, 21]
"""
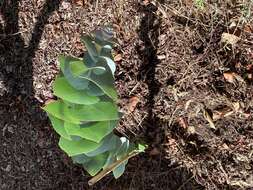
[135, 2, 204, 189]
[0, 0, 62, 189]
[136, 2, 163, 149]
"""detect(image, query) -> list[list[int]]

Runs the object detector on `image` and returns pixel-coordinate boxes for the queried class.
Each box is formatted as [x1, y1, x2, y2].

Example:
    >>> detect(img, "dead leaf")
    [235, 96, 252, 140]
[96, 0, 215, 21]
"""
[233, 102, 240, 112]
[246, 64, 253, 71]
[177, 117, 188, 129]
[223, 72, 235, 83]
[112, 24, 121, 32]
[203, 109, 216, 129]
[223, 72, 244, 83]
[142, 0, 150, 6]
[221, 143, 229, 150]
[221, 33, 240, 45]
[233, 73, 244, 83]
[62, 1, 71, 9]
[71, 0, 85, 6]
[184, 0, 193, 6]
[114, 54, 122, 62]
[187, 126, 196, 134]
[244, 24, 253, 33]
[126, 96, 140, 113]
[248, 73, 252, 80]
[157, 54, 166, 60]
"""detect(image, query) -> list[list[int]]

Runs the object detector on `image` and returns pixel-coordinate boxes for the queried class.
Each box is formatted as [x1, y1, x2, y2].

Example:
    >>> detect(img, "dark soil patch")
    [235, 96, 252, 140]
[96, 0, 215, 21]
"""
[0, 0, 252, 190]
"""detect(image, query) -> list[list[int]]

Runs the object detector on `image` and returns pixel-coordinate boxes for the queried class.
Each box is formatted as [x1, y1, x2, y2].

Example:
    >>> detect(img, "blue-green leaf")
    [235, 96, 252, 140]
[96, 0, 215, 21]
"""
[64, 121, 116, 143]
[43, 101, 120, 124]
[72, 154, 91, 164]
[82, 152, 109, 176]
[59, 137, 101, 156]
[85, 134, 120, 157]
[48, 115, 71, 140]
[116, 137, 130, 159]
[79, 57, 117, 100]
[53, 77, 99, 105]
[59, 55, 90, 90]
[113, 161, 127, 179]
[81, 35, 98, 62]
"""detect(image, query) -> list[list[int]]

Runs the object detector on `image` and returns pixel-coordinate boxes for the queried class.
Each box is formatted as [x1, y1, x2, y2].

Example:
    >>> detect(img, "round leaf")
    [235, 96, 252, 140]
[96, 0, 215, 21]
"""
[53, 77, 99, 105]
[59, 137, 101, 156]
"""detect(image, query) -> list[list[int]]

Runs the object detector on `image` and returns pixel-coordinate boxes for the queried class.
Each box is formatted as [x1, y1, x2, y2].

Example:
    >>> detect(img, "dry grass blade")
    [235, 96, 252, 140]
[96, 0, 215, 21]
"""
[203, 108, 216, 129]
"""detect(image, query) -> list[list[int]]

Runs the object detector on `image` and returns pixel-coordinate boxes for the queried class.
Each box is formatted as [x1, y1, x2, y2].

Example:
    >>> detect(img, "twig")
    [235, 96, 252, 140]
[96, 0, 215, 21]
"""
[177, 175, 194, 190]
[0, 29, 28, 37]
[88, 150, 140, 186]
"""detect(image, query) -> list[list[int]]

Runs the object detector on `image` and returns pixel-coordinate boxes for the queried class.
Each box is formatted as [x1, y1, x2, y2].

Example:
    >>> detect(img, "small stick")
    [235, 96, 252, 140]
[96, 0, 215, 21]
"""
[88, 150, 140, 186]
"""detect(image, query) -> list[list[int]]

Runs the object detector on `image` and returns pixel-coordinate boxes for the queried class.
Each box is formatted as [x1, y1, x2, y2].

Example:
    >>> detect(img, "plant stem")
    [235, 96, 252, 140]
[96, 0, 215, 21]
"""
[88, 150, 140, 186]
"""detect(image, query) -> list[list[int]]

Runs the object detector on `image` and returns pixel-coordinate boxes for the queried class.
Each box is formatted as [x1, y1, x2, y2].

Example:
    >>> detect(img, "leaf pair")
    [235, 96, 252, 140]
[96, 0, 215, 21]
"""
[59, 55, 117, 101]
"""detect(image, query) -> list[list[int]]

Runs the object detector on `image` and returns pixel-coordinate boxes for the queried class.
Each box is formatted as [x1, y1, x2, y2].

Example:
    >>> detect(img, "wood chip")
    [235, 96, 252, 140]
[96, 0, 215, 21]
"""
[233, 102, 240, 112]
[187, 126, 196, 135]
[223, 72, 244, 83]
[72, 0, 85, 6]
[223, 72, 235, 83]
[126, 96, 140, 113]
[157, 54, 166, 60]
[114, 54, 122, 62]
[244, 24, 253, 33]
[142, 0, 150, 6]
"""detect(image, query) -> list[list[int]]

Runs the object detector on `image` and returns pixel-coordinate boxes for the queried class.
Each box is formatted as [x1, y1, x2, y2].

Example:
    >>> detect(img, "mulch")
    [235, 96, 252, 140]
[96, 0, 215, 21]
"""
[0, 0, 252, 189]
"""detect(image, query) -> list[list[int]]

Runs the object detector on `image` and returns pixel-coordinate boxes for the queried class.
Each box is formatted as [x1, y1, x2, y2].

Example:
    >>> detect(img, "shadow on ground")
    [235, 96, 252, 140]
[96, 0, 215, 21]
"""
[133, 2, 204, 190]
[0, 1, 73, 189]
[0, 1, 204, 189]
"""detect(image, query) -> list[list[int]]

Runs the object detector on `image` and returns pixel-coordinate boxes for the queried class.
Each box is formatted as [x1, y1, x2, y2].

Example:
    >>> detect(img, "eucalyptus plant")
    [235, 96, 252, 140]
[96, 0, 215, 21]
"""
[43, 28, 145, 185]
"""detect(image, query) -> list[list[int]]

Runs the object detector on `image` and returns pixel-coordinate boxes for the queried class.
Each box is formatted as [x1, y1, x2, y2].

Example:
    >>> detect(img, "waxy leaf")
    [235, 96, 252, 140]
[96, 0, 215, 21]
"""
[116, 137, 130, 159]
[59, 56, 90, 90]
[48, 115, 71, 140]
[82, 152, 109, 176]
[92, 27, 115, 46]
[100, 56, 116, 74]
[85, 134, 120, 157]
[43, 100, 120, 124]
[53, 77, 99, 105]
[113, 161, 127, 179]
[72, 154, 91, 164]
[80, 57, 117, 100]
[59, 137, 101, 156]
[81, 35, 98, 62]
[86, 82, 105, 96]
[64, 121, 116, 143]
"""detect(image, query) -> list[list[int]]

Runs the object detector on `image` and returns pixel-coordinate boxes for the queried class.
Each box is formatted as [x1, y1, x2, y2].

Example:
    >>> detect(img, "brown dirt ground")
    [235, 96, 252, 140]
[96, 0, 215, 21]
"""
[0, 0, 252, 189]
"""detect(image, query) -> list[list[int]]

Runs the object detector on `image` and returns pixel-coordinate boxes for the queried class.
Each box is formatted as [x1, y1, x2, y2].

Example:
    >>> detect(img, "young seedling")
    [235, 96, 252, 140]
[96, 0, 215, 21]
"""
[43, 28, 146, 185]
[195, 0, 204, 9]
